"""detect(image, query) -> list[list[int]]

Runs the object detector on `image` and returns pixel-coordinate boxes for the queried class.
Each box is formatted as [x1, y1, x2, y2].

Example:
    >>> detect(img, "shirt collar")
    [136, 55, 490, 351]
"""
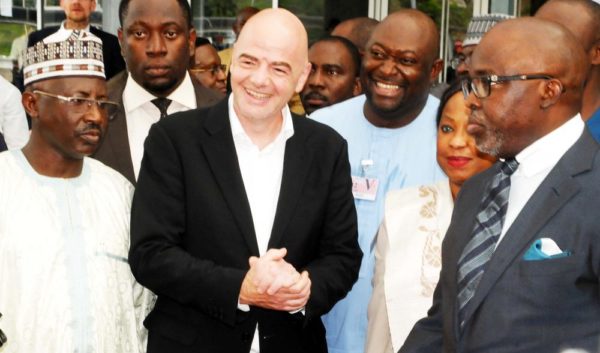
[59, 21, 91, 32]
[513, 114, 584, 177]
[228, 94, 294, 147]
[123, 72, 197, 113]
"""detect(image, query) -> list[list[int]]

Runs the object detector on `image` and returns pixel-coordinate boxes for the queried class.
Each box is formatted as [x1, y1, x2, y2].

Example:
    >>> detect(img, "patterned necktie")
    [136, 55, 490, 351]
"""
[456, 158, 519, 329]
[151, 98, 172, 119]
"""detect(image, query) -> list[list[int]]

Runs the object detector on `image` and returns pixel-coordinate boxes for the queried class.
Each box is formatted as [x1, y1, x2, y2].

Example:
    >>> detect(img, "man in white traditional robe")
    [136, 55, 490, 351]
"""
[0, 30, 153, 353]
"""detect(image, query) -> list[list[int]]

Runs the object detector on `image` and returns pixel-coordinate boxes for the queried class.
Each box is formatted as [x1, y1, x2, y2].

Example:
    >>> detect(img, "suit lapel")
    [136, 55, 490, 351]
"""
[200, 98, 259, 255]
[444, 166, 498, 342]
[106, 72, 136, 183]
[268, 117, 312, 249]
[460, 131, 596, 327]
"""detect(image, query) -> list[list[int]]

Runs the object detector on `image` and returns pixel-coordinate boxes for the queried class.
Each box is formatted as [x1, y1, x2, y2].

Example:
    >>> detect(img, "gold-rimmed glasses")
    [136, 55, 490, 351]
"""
[33, 90, 120, 116]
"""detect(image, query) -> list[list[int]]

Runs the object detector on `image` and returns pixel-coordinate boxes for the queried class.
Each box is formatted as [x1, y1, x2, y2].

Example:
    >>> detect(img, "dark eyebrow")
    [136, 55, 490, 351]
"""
[127, 20, 183, 29]
[441, 114, 456, 122]
[369, 42, 418, 56]
[321, 64, 344, 71]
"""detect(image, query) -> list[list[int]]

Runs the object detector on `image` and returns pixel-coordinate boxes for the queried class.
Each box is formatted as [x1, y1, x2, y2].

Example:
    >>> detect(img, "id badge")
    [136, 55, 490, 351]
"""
[352, 176, 379, 201]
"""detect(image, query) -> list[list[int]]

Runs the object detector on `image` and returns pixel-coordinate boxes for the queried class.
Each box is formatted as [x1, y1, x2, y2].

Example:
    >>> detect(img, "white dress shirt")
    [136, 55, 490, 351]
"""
[59, 21, 90, 32]
[122, 73, 197, 179]
[498, 115, 584, 243]
[0, 76, 29, 149]
[228, 94, 294, 353]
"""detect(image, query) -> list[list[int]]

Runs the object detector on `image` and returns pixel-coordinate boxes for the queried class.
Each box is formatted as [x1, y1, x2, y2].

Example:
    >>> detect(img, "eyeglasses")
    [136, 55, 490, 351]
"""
[33, 90, 119, 114]
[190, 64, 226, 76]
[461, 74, 555, 99]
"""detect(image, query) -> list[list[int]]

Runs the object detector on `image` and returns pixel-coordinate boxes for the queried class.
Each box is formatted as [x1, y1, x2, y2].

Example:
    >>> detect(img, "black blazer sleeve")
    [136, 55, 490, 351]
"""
[129, 116, 247, 326]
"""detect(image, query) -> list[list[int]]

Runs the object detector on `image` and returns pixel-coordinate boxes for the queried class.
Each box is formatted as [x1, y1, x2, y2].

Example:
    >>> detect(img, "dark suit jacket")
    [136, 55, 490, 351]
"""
[27, 26, 125, 80]
[93, 71, 222, 184]
[0, 133, 6, 152]
[128, 97, 362, 353]
[400, 131, 600, 353]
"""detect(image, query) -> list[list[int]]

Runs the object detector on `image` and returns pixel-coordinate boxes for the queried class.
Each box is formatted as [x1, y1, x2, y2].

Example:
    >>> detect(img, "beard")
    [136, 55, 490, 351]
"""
[469, 111, 505, 157]
[474, 130, 504, 157]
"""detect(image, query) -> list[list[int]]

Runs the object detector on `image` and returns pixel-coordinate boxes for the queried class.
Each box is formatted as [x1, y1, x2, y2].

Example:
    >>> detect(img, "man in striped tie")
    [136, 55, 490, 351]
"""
[400, 17, 600, 353]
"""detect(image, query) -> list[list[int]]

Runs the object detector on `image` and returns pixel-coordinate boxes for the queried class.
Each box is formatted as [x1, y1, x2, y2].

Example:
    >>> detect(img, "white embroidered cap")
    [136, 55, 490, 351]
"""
[463, 13, 514, 47]
[23, 30, 105, 86]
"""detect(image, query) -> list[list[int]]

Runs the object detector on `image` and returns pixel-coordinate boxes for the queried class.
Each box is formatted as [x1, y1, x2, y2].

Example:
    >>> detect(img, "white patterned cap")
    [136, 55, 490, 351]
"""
[463, 13, 514, 47]
[24, 29, 105, 86]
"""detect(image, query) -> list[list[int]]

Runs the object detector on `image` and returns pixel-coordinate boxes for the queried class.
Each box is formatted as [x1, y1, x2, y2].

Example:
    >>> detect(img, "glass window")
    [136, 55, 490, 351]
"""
[191, 1, 271, 51]
[191, 0, 368, 49]
[0, 1, 36, 81]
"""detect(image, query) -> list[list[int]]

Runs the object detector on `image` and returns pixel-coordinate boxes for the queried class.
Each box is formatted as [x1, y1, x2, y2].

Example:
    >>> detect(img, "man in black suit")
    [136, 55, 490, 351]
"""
[400, 18, 600, 353]
[93, 0, 222, 184]
[27, 0, 125, 80]
[129, 8, 361, 353]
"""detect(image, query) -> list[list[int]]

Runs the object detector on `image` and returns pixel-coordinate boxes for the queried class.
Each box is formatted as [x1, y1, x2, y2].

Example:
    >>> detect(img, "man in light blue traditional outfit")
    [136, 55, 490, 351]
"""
[0, 30, 153, 353]
[311, 10, 445, 353]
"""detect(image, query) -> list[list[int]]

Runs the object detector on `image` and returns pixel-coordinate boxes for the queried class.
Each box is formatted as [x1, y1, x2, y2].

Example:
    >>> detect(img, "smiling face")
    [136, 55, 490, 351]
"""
[436, 91, 495, 196]
[230, 9, 310, 126]
[300, 40, 360, 115]
[27, 77, 109, 160]
[118, 0, 195, 97]
[361, 11, 441, 126]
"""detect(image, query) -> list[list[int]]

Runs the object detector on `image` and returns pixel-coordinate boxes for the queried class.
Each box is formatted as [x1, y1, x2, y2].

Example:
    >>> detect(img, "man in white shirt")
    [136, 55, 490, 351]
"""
[0, 76, 29, 150]
[27, 0, 125, 80]
[0, 29, 152, 353]
[93, 0, 221, 184]
[128, 8, 361, 353]
[400, 18, 600, 353]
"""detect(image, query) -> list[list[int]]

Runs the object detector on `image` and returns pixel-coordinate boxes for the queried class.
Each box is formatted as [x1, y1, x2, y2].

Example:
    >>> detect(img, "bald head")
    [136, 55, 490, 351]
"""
[466, 18, 589, 158]
[331, 17, 379, 53]
[476, 17, 588, 97]
[230, 8, 311, 126]
[373, 10, 440, 60]
[360, 9, 442, 127]
[536, 0, 600, 53]
[236, 8, 308, 68]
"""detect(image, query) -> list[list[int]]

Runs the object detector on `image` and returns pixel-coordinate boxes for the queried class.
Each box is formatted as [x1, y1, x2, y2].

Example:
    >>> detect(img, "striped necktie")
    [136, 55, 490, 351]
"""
[151, 98, 172, 119]
[456, 158, 519, 329]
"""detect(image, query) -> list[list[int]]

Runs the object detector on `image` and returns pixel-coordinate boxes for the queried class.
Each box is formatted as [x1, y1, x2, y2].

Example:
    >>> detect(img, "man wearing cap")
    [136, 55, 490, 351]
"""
[451, 13, 513, 77]
[92, 0, 222, 185]
[27, 0, 125, 80]
[0, 30, 153, 352]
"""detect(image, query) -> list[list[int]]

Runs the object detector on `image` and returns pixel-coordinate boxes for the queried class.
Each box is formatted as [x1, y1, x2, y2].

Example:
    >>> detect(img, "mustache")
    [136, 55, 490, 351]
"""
[302, 91, 328, 103]
[468, 110, 485, 125]
[76, 123, 104, 137]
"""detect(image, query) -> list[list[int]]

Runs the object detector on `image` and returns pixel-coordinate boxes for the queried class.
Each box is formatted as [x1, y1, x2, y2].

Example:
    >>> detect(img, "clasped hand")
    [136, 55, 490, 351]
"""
[239, 248, 311, 312]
